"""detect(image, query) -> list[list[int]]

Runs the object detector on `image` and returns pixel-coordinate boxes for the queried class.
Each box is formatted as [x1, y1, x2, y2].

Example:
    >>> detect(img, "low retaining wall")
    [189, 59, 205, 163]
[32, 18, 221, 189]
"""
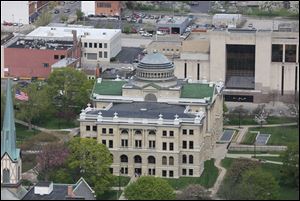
[229, 144, 287, 152]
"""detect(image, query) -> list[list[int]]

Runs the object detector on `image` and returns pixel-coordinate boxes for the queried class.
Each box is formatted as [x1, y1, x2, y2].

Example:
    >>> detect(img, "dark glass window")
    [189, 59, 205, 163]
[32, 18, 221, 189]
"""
[84, 42, 87, 48]
[163, 142, 167, 150]
[102, 128, 106, 134]
[109, 128, 113, 134]
[94, 43, 97, 48]
[92, 126, 97, 131]
[86, 125, 90, 131]
[109, 140, 113, 148]
[169, 143, 174, 151]
[102, 140, 106, 145]
[182, 168, 187, 175]
[285, 45, 296, 62]
[183, 141, 187, 149]
[189, 169, 193, 176]
[169, 170, 174, 177]
[189, 130, 194, 135]
[182, 155, 187, 164]
[183, 129, 187, 135]
[169, 131, 174, 137]
[162, 130, 167, 136]
[189, 141, 194, 149]
[162, 170, 167, 177]
[272, 44, 283, 62]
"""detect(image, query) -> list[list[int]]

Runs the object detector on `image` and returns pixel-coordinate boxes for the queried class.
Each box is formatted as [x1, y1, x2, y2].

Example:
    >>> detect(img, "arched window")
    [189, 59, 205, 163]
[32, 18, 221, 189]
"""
[189, 155, 194, 164]
[182, 155, 187, 164]
[169, 156, 174, 165]
[121, 129, 128, 134]
[149, 130, 156, 135]
[3, 169, 10, 183]
[148, 156, 156, 164]
[145, 93, 157, 102]
[135, 130, 142, 135]
[162, 156, 167, 165]
[134, 155, 142, 163]
[120, 155, 128, 163]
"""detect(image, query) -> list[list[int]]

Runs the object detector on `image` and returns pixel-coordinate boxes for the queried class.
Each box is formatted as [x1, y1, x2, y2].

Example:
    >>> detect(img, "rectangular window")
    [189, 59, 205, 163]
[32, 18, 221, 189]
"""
[285, 45, 296, 62]
[102, 128, 106, 134]
[121, 139, 128, 147]
[54, 55, 59, 59]
[86, 125, 90, 131]
[84, 42, 87, 48]
[189, 141, 194, 149]
[183, 129, 187, 135]
[189, 130, 194, 135]
[104, 51, 108, 58]
[184, 63, 187, 78]
[183, 141, 187, 149]
[109, 168, 113, 174]
[169, 131, 174, 137]
[60, 55, 65, 59]
[162, 170, 167, 177]
[99, 43, 102, 48]
[97, 2, 111, 8]
[104, 43, 107, 48]
[109, 140, 113, 148]
[272, 44, 283, 62]
[135, 140, 142, 148]
[149, 140, 156, 149]
[43, 63, 49, 68]
[94, 43, 97, 48]
[169, 143, 174, 151]
[87, 53, 97, 60]
[109, 128, 113, 134]
[89, 43, 92, 48]
[162, 142, 167, 150]
[102, 140, 106, 145]
[281, 65, 284, 96]
[99, 51, 102, 58]
[92, 126, 97, 131]
[197, 63, 200, 80]
[162, 130, 167, 137]
[169, 171, 174, 178]
[182, 169, 187, 176]
[189, 169, 193, 176]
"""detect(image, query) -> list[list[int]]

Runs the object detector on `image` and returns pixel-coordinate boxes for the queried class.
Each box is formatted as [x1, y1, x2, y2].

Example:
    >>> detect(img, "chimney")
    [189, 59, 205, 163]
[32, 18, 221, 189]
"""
[67, 185, 75, 198]
[71, 30, 77, 58]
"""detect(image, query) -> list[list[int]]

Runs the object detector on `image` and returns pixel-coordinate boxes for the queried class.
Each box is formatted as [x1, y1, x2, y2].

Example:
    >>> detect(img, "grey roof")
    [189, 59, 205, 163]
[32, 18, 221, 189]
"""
[138, 52, 173, 69]
[1, 188, 19, 200]
[22, 178, 95, 200]
[87, 102, 194, 119]
[36, 181, 52, 187]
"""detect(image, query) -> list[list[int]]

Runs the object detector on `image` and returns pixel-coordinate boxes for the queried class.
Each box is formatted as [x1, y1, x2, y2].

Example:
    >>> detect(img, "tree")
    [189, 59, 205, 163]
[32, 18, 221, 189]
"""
[36, 142, 69, 181]
[124, 176, 175, 200]
[76, 9, 84, 21]
[280, 143, 299, 188]
[35, 11, 52, 27]
[15, 82, 50, 130]
[60, 15, 68, 23]
[177, 184, 211, 200]
[238, 168, 279, 200]
[46, 68, 93, 121]
[68, 138, 113, 196]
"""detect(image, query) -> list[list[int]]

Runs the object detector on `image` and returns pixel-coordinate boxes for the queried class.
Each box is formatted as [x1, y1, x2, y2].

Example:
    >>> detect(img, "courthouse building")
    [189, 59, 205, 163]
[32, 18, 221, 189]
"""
[78, 52, 224, 178]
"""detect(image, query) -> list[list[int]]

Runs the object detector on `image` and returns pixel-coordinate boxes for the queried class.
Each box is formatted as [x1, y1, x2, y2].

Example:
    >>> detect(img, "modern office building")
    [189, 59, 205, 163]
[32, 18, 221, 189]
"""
[174, 29, 299, 103]
[156, 16, 190, 34]
[78, 52, 224, 178]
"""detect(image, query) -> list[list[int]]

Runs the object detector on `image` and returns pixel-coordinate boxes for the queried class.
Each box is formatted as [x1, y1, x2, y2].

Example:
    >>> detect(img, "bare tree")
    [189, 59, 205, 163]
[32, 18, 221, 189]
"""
[176, 184, 211, 200]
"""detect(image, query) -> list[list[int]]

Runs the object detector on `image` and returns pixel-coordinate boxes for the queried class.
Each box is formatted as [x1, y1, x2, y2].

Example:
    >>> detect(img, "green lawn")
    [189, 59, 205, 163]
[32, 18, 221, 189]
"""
[227, 150, 283, 154]
[248, 126, 299, 146]
[34, 117, 78, 129]
[241, 132, 257, 145]
[220, 158, 299, 200]
[164, 159, 219, 190]
[16, 123, 38, 144]
[224, 115, 298, 126]
[111, 176, 130, 187]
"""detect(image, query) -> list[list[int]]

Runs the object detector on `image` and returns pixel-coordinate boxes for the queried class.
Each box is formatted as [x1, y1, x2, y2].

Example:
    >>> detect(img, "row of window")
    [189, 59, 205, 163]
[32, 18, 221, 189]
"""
[97, 2, 111, 8]
[162, 48, 180, 52]
[54, 55, 65, 60]
[120, 155, 194, 165]
[115, 168, 194, 177]
[83, 42, 108, 49]
[272, 44, 297, 63]
[86, 127, 194, 136]
[182, 141, 194, 149]
[162, 142, 174, 151]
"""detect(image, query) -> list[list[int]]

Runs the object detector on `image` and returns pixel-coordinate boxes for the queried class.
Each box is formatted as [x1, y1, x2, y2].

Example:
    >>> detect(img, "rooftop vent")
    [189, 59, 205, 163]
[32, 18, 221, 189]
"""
[103, 32, 106, 35]
[140, 108, 147, 111]
[34, 182, 53, 195]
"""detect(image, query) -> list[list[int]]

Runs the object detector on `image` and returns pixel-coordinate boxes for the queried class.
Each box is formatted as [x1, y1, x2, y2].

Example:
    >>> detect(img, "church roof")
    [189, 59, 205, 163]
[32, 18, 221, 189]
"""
[1, 79, 20, 161]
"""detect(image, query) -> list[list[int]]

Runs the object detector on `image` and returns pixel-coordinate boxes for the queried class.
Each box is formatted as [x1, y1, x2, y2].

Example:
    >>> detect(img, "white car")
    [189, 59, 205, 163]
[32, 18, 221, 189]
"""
[142, 32, 152, 37]
[156, 31, 166, 35]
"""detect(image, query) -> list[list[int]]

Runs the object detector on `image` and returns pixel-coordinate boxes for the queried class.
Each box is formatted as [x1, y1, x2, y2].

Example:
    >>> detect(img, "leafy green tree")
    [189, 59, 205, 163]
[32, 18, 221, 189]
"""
[76, 9, 84, 21]
[60, 15, 68, 23]
[177, 184, 211, 200]
[15, 82, 50, 130]
[35, 11, 52, 27]
[238, 168, 279, 200]
[123, 24, 131, 34]
[68, 138, 113, 196]
[124, 176, 175, 200]
[280, 143, 299, 188]
[46, 68, 93, 120]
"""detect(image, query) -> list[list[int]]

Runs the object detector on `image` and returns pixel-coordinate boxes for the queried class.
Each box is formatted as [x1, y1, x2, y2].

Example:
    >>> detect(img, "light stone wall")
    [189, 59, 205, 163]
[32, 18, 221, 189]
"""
[1, 154, 21, 185]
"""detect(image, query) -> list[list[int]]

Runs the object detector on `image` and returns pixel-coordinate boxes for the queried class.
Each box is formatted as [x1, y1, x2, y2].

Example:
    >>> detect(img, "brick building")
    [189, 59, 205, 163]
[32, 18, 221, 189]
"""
[81, 1, 122, 17]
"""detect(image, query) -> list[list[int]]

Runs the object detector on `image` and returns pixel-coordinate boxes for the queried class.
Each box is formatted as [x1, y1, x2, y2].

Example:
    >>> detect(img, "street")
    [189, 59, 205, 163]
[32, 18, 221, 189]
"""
[50, 1, 80, 23]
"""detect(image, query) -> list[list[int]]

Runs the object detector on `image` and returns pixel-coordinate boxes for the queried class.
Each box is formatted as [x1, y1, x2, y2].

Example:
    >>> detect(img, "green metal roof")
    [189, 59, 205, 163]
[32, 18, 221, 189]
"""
[93, 80, 126, 96]
[1, 79, 20, 161]
[180, 83, 215, 100]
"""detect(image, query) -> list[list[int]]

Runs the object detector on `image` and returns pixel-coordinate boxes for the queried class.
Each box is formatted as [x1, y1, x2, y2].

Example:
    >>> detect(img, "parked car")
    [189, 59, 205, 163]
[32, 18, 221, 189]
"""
[156, 31, 166, 35]
[54, 9, 59, 14]
[64, 8, 70, 13]
[248, 23, 253, 28]
[3, 21, 13, 26]
[13, 77, 19, 81]
[142, 32, 152, 37]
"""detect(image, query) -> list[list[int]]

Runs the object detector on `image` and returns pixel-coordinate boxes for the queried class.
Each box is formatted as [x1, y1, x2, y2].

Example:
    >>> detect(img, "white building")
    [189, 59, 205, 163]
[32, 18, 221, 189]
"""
[27, 26, 122, 66]
[212, 14, 243, 28]
[81, 1, 96, 16]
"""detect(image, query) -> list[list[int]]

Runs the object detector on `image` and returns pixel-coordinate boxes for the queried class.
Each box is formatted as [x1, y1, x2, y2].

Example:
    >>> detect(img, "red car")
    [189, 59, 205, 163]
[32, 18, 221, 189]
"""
[3, 21, 13, 26]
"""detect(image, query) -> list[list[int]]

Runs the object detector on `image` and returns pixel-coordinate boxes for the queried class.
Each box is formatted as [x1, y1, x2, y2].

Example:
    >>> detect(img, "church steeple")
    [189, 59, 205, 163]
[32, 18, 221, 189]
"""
[1, 79, 19, 161]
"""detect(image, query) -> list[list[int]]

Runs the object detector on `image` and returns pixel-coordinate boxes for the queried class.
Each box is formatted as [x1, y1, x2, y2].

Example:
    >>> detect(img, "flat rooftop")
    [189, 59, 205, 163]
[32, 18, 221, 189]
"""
[87, 102, 194, 120]
[7, 38, 74, 50]
[158, 16, 188, 25]
[27, 26, 121, 40]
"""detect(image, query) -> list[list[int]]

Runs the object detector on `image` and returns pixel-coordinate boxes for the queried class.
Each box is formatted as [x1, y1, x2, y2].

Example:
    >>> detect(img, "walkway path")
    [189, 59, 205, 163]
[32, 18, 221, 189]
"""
[226, 153, 283, 165]
[118, 175, 138, 200]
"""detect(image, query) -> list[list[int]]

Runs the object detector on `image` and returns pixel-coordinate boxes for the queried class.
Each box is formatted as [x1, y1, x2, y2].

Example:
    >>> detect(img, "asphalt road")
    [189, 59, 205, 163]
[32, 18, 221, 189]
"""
[50, 1, 80, 24]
